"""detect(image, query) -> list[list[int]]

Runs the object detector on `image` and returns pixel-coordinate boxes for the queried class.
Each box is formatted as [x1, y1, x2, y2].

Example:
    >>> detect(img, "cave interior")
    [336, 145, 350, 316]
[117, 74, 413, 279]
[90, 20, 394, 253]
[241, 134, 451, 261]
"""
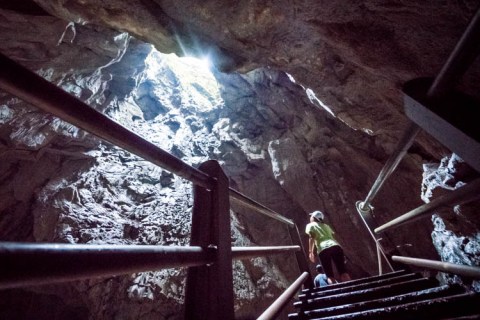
[0, 1, 480, 319]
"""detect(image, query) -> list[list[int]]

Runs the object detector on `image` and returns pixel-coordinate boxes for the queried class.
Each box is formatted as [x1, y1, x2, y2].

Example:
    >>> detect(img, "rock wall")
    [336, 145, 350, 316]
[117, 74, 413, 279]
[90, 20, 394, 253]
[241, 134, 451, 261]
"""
[423, 154, 480, 291]
[1, 2, 479, 319]
[0, 11, 295, 319]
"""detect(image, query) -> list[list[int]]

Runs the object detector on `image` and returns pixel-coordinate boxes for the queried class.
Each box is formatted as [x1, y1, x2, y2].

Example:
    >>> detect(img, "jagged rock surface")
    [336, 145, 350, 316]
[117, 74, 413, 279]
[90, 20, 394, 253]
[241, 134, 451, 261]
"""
[1, 1, 479, 319]
[31, 0, 480, 153]
[423, 154, 480, 291]
[0, 12, 296, 319]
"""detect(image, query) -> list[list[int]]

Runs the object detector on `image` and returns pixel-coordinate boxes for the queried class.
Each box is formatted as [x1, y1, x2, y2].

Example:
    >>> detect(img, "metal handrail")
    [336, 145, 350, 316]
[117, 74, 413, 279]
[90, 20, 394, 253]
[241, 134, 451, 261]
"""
[0, 52, 214, 189]
[0, 52, 295, 228]
[375, 178, 480, 233]
[1, 243, 212, 289]
[355, 201, 395, 274]
[355, 6, 480, 280]
[230, 189, 294, 226]
[257, 272, 309, 320]
[0, 51, 311, 318]
[232, 245, 300, 260]
[357, 122, 421, 213]
[357, 6, 480, 215]
[0, 242, 300, 289]
[427, 7, 480, 98]
[392, 255, 480, 279]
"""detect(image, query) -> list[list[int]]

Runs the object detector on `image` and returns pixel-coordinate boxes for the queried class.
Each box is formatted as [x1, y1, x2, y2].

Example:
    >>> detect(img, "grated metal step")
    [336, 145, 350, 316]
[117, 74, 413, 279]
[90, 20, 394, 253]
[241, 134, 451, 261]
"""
[301, 270, 409, 294]
[302, 291, 480, 320]
[290, 284, 465, 319]
[294, 277, 438, 311]
[299, 273, 421, 300]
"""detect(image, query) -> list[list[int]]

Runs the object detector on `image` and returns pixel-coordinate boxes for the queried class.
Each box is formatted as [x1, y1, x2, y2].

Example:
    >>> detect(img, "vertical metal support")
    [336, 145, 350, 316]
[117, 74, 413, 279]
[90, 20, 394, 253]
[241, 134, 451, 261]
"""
[356, 201, 395, 274]
[358, 122, 421, 213]
[376, 240, 383, 275]
[288, 224, 313, 288]
[185, 160, 234, 320]
[356, 6, 480, 276]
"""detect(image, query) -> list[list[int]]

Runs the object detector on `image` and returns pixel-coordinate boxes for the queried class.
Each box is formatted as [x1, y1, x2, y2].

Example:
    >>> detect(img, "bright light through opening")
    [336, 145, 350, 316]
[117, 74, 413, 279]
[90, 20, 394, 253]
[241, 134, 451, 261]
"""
[144, 46, 222, 113]
[178, 55, 212, 71]
[306, 88, 335, 117]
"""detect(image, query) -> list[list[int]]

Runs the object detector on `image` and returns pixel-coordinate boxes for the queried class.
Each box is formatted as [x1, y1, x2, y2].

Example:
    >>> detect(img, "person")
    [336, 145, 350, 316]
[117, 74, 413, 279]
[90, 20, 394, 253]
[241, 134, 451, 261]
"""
[306, 210, 351, 284]
[314, 264, 328, 288]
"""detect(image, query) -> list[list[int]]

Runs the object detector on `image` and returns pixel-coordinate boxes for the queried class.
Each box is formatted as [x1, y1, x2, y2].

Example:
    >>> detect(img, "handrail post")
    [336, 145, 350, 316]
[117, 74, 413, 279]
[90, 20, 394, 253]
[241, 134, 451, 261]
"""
[376, 240, 383, 275]
[185, 160, 234, 320]
[355, 201, 395, 274]
[357, 122, 421, 214]
[288, 224, 313, 288]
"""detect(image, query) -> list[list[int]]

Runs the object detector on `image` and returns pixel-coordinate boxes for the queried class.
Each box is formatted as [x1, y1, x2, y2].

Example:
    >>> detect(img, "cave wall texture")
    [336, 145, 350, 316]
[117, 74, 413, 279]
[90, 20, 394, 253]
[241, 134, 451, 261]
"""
[1, 1, 479, 319]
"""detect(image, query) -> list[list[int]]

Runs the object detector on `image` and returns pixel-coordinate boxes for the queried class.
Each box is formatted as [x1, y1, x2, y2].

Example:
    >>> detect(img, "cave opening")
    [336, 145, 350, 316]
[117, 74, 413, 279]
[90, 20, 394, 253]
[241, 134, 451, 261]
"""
[1, 2, 480, 319]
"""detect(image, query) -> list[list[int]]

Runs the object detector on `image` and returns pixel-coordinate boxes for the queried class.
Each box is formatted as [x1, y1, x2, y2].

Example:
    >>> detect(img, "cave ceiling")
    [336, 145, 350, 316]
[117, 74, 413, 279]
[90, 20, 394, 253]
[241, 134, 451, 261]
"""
[1, 1, 480, 317]
[4, 0, 480, 153]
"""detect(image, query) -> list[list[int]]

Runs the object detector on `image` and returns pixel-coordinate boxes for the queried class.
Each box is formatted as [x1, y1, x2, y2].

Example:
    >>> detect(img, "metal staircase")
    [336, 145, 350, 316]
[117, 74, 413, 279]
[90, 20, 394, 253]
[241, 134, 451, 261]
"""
[0, 5, 479, 320]
[289, 270, 480, 320]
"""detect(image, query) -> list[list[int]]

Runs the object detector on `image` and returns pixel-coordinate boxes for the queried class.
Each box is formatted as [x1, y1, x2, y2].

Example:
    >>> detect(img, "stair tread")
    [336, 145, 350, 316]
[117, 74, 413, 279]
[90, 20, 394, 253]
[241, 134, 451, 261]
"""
[294, 277, 438, 310]
[304, 292, 480, 320]
[302, 270, 409, 294]
[289, 284, 465, 319]
[299, 273, 421, 300]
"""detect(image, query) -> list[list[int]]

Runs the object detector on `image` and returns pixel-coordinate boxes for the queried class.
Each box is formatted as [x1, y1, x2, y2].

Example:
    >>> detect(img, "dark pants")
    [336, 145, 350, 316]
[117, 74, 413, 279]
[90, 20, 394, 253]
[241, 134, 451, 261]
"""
[318, 245, 346, 279]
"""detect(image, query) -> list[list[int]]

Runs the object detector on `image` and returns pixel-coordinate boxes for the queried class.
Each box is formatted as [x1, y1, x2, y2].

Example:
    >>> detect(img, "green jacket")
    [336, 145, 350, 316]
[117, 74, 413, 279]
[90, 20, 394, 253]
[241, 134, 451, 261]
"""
[306, 221, 339, 252]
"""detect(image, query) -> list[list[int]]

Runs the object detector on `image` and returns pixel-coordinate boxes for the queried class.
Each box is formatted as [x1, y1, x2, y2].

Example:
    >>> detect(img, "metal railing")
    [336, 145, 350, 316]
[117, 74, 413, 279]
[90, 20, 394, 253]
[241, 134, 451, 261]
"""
[392, 256, 480, 279]
[2, 6, 478, 318]
[257, 272, 310, 320]
[356, 6, 480, 280]
[0, 52, 312, 319]
[0, 242, 300, 289]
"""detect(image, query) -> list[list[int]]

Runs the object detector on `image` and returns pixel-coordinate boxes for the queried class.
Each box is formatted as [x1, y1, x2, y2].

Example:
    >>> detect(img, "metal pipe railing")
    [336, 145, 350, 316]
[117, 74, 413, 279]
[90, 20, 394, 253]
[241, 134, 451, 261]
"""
[357, 122, 421, 213]
[392, 255, 480, 279]
[232, 245, 300, 260]
[0, 52, 310, 307]
[257, 272, 309, 320]
[0, 243, 212, 289]
[229, 189, 294, 226]
[0, 52, 296, 229]
[357, 6, 480, 214]
[375, 178, 480, 233]
[0, 52, 215, 190]
[0, 243, 301, 290]
[355, 201, 395, 273]
[289, 223, 313, 286]
[376, 240, 383, 275]
[427, 7, 480, 98]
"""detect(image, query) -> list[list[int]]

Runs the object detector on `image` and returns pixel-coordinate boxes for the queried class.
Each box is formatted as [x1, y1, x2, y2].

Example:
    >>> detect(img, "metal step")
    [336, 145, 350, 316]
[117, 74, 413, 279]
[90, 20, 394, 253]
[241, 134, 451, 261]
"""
[299, 273, 421, 300]
[294, 277, 438, 311]
[304, 291, 480, 320]
[301, 270, 409, 294]
[290, 284, 464, 319]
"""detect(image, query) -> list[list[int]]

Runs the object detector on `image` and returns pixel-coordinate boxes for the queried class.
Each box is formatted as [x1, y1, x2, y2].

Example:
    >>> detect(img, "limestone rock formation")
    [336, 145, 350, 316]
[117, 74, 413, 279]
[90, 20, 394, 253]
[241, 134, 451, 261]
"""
[0, 1, 479, 319]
